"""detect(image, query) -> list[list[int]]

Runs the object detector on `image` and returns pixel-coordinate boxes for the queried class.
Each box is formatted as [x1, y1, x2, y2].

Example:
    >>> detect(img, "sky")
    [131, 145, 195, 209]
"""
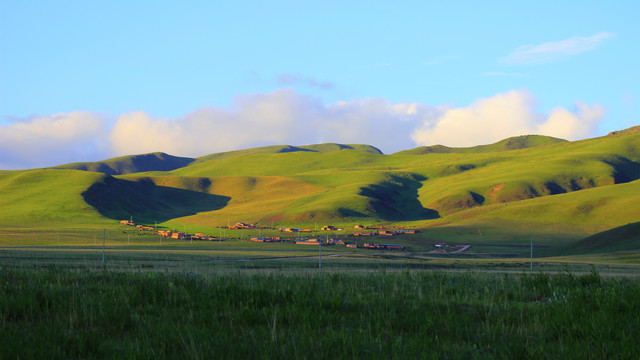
[0, 0, 638, 169]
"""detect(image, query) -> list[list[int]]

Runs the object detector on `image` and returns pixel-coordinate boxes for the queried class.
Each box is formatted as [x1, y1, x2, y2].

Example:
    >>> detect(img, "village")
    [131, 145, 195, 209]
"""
[119, 220, 424, 251]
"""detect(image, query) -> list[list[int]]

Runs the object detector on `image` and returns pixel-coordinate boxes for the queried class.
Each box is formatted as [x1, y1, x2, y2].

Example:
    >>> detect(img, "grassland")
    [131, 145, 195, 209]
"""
[2, 265, 640, 359]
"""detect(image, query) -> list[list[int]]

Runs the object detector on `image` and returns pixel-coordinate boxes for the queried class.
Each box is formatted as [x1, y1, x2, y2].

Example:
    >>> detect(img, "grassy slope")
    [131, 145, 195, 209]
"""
[394, 134, 568, 155]
[1, 130, 638, 252]
[195, 143, 382, 162]
[406, 132, 640, 214]
[121, 175, 328, 225]
[0, 169, 109, 227]
[81, 175, 231, 224]
[563, 221, 640, 254]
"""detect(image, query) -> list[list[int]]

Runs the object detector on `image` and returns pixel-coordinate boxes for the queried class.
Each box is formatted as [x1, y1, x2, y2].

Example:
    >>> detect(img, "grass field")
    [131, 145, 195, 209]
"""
[2, 224, 639, 272]
[2, 222, 640, 358]
[2, 265, 639, 358]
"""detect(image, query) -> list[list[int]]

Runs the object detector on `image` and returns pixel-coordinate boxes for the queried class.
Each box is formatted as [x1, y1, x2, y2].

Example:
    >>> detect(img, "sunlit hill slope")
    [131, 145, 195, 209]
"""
[0, 132, 638, 240]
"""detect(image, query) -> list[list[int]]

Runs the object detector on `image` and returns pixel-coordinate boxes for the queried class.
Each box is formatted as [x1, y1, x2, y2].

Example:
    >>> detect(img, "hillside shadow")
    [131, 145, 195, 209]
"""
[602, 156, 640, 183]
[82, 176, 230, 223]
[358, 173, 440, 221]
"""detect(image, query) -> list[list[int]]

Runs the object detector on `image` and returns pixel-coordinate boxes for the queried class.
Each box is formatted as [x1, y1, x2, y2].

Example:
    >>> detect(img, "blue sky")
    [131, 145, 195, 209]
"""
[0, 1, 637, 169]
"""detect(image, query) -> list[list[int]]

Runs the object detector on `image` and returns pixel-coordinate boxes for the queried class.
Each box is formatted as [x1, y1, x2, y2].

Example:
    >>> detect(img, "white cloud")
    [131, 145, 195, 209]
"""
[109, 89, 444, 157]
[502, 32, 614, 65]
[0, 112, 107, 169]
[110, 89, 316, 157]
[538, 101, 605, 139]
[0, 89, 606, 169]
[411, 89, 605, 147]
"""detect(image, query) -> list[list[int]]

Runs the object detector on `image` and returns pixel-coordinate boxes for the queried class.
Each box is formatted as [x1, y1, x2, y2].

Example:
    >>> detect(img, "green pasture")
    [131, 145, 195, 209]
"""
[2, 266, 640, 358]
[2, 223, 640, 275]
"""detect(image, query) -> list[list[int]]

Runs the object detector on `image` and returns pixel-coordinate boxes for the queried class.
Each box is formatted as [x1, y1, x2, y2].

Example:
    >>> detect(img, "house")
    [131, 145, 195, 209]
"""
[120, 220, 135, 226]
[280, 227, 300, 232]
[321, 225, 337, 231]
[230, 222, 255, 229]
[295, 239, 322, 245]
[171, 232, 187, 239]
[362, 243, 405, 251]
[394, 229, 419, 234]
[353, 232, 374, 237]
[346, 243, 358, 248]
[326, 238, 345, 245]
[250, 237, 282, 243]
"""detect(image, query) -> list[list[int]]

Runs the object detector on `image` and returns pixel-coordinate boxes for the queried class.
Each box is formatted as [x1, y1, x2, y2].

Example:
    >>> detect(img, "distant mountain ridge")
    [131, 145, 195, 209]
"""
[197, 143, 383, 161]
[51, 143, 383, 175]
[51, 152, 195, 175]
[47, 136, 565, 176]
[394, 135, 567, 155]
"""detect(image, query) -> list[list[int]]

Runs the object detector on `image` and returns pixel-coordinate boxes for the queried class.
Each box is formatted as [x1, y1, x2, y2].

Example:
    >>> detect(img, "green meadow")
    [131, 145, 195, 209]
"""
[2, 267, 640, 358]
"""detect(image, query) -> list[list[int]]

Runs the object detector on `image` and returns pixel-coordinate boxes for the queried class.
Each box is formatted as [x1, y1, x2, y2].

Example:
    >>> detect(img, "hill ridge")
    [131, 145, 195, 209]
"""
[51, 152, 195, 175]
[395, 134, 568, 155]
[1, 127, 638, 232]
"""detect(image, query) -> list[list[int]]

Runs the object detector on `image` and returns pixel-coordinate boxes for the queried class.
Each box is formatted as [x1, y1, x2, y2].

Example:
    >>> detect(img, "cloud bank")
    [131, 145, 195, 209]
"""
[0, 112, 107, 170]
[502, 32, 614, 65]
[0, 89, 605, 169]
[411, 90, 604, 147]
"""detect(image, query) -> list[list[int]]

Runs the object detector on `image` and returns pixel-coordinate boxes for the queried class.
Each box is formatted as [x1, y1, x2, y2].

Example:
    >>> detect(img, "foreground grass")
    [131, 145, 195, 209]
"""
[1, 268, 639, 359]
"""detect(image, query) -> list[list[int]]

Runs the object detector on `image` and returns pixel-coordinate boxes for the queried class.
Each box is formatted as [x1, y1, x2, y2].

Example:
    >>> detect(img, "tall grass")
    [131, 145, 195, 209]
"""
[1, 267, 638, 358]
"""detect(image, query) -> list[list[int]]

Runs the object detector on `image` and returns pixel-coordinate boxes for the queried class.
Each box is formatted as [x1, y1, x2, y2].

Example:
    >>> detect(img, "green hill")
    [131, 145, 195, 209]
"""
[563, 221, 640, 255]
[0, 169, 109, 227]
[52, 152, 195, 175]
[195, 143, 382, 162]
[82, 175, 230, 223]
[607, 125, 640, 136]
[1, 127, 639, 242]
[395, 135, 568, 155]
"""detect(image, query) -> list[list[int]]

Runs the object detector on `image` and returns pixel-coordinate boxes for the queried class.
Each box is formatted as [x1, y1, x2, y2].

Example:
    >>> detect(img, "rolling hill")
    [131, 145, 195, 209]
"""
[1, 130, 639, 245]
[564, 221, 640, 255]
[51, 152, 195, 175]
[393, 134, 567, 155]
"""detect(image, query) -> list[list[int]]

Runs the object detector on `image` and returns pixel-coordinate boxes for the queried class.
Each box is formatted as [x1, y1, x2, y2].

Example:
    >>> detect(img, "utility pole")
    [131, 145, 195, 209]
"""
[530, 236, 533, 272]
[319, 239, 322, 269]
[102, 229, 105, 266]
